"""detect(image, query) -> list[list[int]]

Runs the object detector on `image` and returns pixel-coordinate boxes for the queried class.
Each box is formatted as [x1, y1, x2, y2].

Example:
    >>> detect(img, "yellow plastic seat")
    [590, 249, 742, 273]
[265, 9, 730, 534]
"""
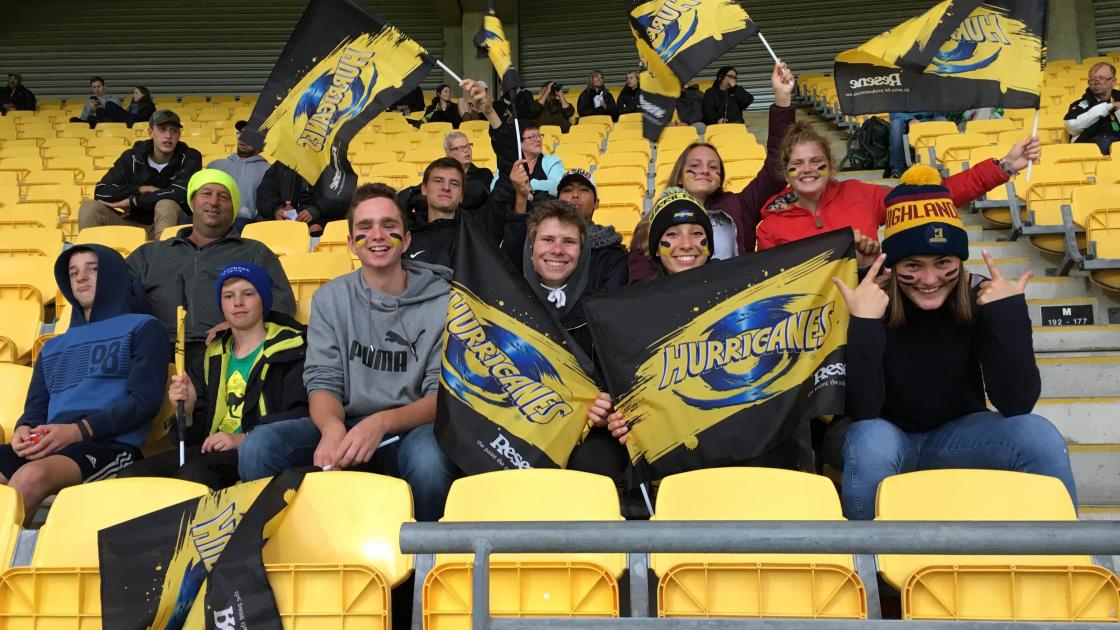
[241, 220, 311, 257]
[657, 125, 700, 146]
[714, 140, 765, 162]
[594, 206, 640, 245]
[1085, 208, 1120, 292]
[315, 219, 352, 255]
[1021, 165, 1091, 253]
[652, 468, 865, 619]
[963, 118, 1018, 142]
[597, 186, 643, 216]
[423, 470, 624, 630]
[0, 485, 21, 571]
[876, 469, 1119, 622]
[0, 204, 58, 230]
[0, 156, 42, 180]
[0, 256, 55, 322]
[22, 184, 82, 216]
[725, 158, 766, 187]
[0, 299, 41, 364]
[368, 162, 422, 190]
[0, 227, 63, 258]
[0, 363, 32, 445]
[1040, 142, 1111, 176]
[908, 121, 960, 163]
[280, 251, 353, 323]
[1070, 185, 1120, 230]
[459, 120, 492, 136]
[594, 165, 648, 197]
[604, 139, 652, 162]
[0, 146, 42, 161]
[595, 151, 647, 172]
[705, 123, 750, 144]
[74, 225, 147, 257]
[934, 132, 993, 175]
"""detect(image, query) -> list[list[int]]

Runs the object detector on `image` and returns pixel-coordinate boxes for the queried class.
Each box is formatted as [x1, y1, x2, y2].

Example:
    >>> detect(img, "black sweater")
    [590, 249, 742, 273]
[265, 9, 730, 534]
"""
[846, 289, 1040, 432]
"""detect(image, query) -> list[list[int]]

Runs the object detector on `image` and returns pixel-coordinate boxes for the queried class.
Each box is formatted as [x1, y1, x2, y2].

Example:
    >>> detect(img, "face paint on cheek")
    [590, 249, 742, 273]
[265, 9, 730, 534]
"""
[699, 238, 710, 257]
[941, 266, 960, 282]
[895, 272, 917, 285]
[787, 167, 799, 178]
[354, 236, 366, 249]
[816, 163, 829, 174]
[659, 240, 673, 258]
[388, 232, 403, 249]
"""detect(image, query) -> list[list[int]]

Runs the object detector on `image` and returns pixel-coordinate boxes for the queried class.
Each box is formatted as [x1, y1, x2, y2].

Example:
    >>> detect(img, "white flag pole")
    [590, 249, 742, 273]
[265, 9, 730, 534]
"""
[1026, 109, 1040, 182]
[757, 31, 780, 65]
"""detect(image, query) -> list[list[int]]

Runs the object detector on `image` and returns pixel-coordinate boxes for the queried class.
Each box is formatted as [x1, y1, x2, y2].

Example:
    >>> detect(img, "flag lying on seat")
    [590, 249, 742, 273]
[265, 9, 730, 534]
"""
[585, 230, 855, 479]
[834, 0, 1046, 115]
[246, 0, 433, 206]
[474, 7, 522, 96]
[629, 0, 757, 142]
[99, 470, 306, 630]
[435, 216, 599, 474]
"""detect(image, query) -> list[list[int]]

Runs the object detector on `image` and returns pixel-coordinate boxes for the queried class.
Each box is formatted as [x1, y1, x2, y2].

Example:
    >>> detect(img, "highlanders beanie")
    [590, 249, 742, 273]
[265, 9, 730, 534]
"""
[215, 262, 273, 316]
[881, 164, 969, 267]
[187, 168, 241, 223]
[647, 187, 714, 261]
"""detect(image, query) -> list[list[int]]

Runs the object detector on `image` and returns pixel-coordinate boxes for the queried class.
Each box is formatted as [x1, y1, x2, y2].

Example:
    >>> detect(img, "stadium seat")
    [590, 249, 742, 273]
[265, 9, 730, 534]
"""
[0, 299, 41, 364]
[595, 151, 647, 170]
[652, 468, 866, 619]
[459, 120, 491, 136]
[279, 251, 353, 323]
[0, 363, 32, 445]
[963, 118, 1018, 141]
[618, 112, 642, 124]
[262, 471, 414, 628]
[604, 138, 652, 162]
[74, 225, 147, 257]
[933, 132, 993, 175]
[315, 219, 352, 255]
[606, 125, 643, 141]
[0, 204, 58, 230]
[1017, 164, 1091, 254]
[554, 144, 600, 171]
[0, 156, 42, 180]
[725, 158, 765, 188]
[1083, 207, 1120, 292]
[241, 221, 311, 256]
[0, 227, 63, 258]
[594, 165, 648, 197]
[594, 206, 640, 246]
[0, 485, 20, 571]
[0, 146, 42, 161]
[423, 469, 624, 629]
[876, 470, 1120, 622]
[538, 125, 562, 152]
[22, 184, 83, 216]
[0, 256, 55, 322]
[368, 162, 421, 190]
[1040, 143, 1111, 176]
[563, 126, 607, 147]
[908, 121, 959, 164]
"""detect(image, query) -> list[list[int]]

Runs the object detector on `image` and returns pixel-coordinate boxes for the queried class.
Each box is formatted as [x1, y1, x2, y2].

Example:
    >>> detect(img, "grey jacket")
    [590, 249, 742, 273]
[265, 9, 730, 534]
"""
[303, 261, 451, 421]
[126, 227, 295, 344]
[207, 153, 271, 220]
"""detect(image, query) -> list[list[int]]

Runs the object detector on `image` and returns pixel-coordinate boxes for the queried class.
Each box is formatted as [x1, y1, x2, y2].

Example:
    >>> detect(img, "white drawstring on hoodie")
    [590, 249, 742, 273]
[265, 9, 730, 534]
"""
[541, 283, 567, 309]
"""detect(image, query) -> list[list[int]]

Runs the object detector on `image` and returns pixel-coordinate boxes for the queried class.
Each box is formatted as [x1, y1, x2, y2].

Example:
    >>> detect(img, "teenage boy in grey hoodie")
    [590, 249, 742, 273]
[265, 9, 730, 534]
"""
[207, 122, 270, 227]
[238, 183, 458, 521]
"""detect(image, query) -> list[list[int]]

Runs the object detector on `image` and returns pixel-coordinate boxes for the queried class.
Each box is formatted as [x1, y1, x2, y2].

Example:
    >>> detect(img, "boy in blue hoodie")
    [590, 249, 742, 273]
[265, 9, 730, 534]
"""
[0, 245, 168, 522]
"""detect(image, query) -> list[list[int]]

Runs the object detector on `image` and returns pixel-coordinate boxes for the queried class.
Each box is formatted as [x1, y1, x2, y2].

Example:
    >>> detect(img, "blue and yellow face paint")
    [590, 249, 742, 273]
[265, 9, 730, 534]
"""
[788, 162, 829, 179]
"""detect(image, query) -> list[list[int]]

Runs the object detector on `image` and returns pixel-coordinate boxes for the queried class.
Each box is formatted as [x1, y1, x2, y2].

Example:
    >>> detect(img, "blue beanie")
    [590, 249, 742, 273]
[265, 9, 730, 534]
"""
[215, 262, 273, 317]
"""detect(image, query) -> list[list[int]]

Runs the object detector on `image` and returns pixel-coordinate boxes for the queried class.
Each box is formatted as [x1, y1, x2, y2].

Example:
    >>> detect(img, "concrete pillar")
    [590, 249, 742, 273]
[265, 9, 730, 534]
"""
[1047, 0, 1097, 62]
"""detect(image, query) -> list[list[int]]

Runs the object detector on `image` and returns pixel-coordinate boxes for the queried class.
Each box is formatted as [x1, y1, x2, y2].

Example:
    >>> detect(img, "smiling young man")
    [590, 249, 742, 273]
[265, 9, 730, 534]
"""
[238, 183, 458, 521]
[79, 110, 202, 239]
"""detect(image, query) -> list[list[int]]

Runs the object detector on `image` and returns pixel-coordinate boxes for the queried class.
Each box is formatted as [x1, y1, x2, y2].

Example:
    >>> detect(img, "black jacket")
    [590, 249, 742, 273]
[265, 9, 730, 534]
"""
[424, 100, 462, 127]
[577, 87, 618, 120]
[256, 161, 321, 220]
[617, 85, 640, 116]
[677, 85, 704, 124]
[400, 162, 494, 222]
[182, 312, 309, 445]
[1064, 88, 1120, 145]
[404, 171, 516, 269]
[701, 84, 754, 125]
[392, 87, 426, 114]
[0, 85, 36, 111]
[94, 140, 203, 224]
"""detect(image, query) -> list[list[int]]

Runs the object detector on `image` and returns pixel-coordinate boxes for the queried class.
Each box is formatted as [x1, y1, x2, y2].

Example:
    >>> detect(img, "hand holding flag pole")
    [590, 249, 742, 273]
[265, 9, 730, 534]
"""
[1026, 109, 1040, 181]
[174, 305, 187, 467]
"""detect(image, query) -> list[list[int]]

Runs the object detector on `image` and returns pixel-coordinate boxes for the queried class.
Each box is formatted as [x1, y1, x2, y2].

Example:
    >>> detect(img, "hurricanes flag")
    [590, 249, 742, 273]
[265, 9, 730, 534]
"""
[473, 5, 521, 96]
[246, 0, 433, 205]
[630, 0, 757, 142]
[585, 231, 855, 479]
[834, 0, 1047, 115]
[99, 470, 306, 630]
[435, 217, 600, 473]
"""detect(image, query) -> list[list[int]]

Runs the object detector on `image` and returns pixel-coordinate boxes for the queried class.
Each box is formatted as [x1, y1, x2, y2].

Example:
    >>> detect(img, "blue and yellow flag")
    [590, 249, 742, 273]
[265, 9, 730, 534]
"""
[435, 217, 599, 473]
[246, 0, 433, 205]
[585, 230, 855, 478]
[834, 0, 1046, 115]
[473, 7, 521, 96]
[629, 0, 757, 142]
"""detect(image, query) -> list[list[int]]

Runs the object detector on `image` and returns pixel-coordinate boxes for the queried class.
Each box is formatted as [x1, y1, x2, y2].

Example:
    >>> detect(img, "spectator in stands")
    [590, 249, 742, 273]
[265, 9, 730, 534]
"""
[755, 123, 1040, 256]
[97, 86, 156, 128]
[629, 62, 795, 282]
[1, 245, 167, 523]
[118, 263, 307, 490]
[701, 66, 753, 126]
[459, 80, 491, 122]
[676, 83, 705, 133]
[617, 71, 640, 117]
[208, 121, 270, 228]
[423, 83, 462, 127]
[73, 76, 122, 125]
[256, 161, 324, 231]
[391, 85, 425, 116]
[0, 73, 35, 114]
[577, 70, 618, 120]
[824, 170, 1076, 519]
[1064, 62, 1120, 155]
[445, 131, 493, 211]
[79, 109, 202, 239]
[127, 169, 294, 367]
[888, 112, 947, 178]
[529, 81, 575, 132]
[507, 122, 564, 196]
[238, 183, 459, 522]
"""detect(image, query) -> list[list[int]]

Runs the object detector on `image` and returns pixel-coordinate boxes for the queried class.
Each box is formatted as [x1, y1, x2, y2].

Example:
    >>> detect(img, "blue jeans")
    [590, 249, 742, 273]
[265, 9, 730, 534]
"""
[238, 418, 459, 521]
[830, 411, 1076, 520]
[888, 112, 947, 174]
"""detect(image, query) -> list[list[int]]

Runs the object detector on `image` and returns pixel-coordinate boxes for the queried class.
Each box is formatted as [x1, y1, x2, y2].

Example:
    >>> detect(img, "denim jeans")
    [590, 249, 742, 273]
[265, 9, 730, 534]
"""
[888, 112, 948, 175]
[825, 411, 1077, 520]
[238, 418, 459, 521]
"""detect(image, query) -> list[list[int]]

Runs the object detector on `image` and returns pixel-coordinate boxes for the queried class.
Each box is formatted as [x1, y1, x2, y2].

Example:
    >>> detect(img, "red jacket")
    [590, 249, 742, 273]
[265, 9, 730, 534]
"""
[628, 104, 796, 283]
[755, 158, 1009, 250]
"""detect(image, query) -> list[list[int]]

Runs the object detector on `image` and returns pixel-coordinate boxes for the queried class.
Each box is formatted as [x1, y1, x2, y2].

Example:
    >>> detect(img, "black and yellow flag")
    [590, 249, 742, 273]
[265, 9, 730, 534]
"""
[246, 0, 433, 205]
[585, 231, 855, 479]
[629, 0, 757, 142]
[473, 6, 521, 96]
[435, 217, 599, 474]
[834, 0, 1046, 115]
[99, 470, 306, 629]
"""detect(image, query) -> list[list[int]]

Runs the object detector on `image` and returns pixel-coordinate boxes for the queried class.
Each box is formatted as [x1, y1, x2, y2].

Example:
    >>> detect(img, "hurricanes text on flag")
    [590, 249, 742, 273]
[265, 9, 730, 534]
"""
[246, 0, 433, 205]
[434, 216, 599, 474]
[585, 230, 856, 479]
[833, 0, 1047, 115]
[629, 0, 757, 142]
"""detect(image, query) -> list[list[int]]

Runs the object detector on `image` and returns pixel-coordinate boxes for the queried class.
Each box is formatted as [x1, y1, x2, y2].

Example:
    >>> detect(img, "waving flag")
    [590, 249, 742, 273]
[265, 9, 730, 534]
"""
[473, 6, 522, 96]
[629, 0, 757, 142]
[246, 0, 433, 205]
[585, 230, 855, 479]
[435, 217, 599, 474]
[834, 0, 1047, 115]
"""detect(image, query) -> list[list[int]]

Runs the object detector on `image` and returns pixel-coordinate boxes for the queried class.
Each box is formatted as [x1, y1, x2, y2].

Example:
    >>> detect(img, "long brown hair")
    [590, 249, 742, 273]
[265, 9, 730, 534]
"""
[668, 142, 726, 195]
[885, 261, 975, 328]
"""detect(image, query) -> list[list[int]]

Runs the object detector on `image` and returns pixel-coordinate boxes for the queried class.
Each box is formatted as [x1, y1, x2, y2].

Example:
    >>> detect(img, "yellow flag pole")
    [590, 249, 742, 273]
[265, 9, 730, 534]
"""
[175, 306, 187, 466]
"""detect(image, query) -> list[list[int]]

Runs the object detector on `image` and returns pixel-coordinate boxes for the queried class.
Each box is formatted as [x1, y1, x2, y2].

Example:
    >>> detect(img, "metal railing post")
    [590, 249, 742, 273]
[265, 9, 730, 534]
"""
[628, 552, 650, 617]
[472, 540, 492, 630]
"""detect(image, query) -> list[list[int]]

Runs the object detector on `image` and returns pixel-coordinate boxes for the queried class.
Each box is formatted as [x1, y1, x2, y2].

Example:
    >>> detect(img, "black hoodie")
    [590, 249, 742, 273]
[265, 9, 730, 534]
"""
[94, 139, 203, 224]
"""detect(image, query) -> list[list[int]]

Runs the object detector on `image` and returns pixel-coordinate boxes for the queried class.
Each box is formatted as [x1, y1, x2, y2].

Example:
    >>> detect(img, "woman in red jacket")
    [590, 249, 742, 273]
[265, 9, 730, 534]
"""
[628, 61, 795, 283]
[755, 122, 1040, 259]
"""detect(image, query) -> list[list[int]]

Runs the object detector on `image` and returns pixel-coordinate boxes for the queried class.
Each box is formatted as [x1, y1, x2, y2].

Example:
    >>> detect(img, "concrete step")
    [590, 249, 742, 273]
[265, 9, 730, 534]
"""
[968, 240, 1041, 261]
[1070, 444, 1120, 506]
[1039, 398, 1120, 444]
[1033, 325, 1120, 353]
[1038, 356, 1120, 398]
[1023, 276, 1099, 300]
[1028, 297, 1100, 328]
[965, 257, 1032, 277]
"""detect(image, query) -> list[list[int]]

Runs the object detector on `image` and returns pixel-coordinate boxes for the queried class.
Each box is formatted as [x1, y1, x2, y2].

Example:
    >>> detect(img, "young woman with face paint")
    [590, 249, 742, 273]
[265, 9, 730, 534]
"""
[628, 61, 796, 283]
[756, 123, 1041, 263]
[821, 172, 1076, 520]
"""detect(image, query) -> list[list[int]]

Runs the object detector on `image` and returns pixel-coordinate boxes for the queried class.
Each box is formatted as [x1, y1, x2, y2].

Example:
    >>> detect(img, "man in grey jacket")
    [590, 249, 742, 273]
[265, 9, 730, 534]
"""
[207, 121, 270, 227]
[238, 183, 458, 521]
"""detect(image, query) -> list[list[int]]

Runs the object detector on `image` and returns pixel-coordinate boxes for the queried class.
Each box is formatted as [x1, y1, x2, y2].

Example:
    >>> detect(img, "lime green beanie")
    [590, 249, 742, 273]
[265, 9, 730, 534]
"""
[187, 168, 241, 224]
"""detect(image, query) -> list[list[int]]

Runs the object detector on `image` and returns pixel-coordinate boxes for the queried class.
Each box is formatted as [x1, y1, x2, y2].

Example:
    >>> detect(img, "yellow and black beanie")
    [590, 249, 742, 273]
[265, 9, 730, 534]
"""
[882, 165, 968, 267]
[647, 187, 713, 262]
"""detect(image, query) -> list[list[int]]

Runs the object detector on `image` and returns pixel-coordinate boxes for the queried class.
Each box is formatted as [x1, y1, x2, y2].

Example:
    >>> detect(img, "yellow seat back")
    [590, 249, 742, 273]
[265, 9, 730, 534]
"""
[1024, 165, 1091, 226]
[935, 132, 993, 175]
[0, 299, 41, 363]
[0, 485, 20, 570]
[0, 363, 33, 443]
[368, 162, 421, 189]
[279, 251, 353, 323]
[74, 225, 147, 257]
[1070, 184, 1120, 227]
[908, 121, 959, 161]
[241, 220, 311, 257]
[1086, 208, 1120, 291]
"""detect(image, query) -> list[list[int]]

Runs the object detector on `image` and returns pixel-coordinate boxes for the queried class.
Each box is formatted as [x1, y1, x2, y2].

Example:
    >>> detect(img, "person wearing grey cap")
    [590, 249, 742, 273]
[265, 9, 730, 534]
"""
[208, 121, 270, 227]
[78, 109, 202, 239]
